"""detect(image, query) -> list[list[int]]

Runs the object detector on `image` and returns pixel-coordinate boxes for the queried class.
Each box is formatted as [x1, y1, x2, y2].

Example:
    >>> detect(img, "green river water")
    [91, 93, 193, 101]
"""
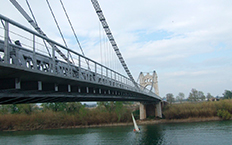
[0, 120, 231, 145]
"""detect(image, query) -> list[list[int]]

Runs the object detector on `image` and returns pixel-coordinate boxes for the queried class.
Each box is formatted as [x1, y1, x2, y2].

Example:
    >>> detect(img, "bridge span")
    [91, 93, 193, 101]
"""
[0, 14, 161, 105]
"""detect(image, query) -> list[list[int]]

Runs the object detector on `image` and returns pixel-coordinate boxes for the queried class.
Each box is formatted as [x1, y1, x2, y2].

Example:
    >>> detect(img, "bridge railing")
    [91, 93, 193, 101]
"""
[0, 14, 160, 99]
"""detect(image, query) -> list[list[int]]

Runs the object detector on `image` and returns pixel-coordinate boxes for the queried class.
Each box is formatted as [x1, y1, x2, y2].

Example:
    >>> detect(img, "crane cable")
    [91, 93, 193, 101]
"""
[59, 0, 90, 69]
[25, 0, 51, 57]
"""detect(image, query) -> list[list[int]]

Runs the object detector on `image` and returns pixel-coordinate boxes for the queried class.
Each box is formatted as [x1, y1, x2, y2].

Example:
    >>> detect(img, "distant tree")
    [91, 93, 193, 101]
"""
[115, 102, 125, 122]
[41, 103, 67, 112]
[188, 89, 206, 102]
[17, 104, 35, 114]
[223, 90, 232, 99]
[206, 93, 214, 100]
[176, 92, 185, 103]
[0, 105, 11, 114]
[97, 101, 115, 112]
[166, 93, 175, 104]
[198, 91, 206, 101]
[188, 88, 199, 102]
[11, 104, 19, 114]
[66, 102, 83, 113]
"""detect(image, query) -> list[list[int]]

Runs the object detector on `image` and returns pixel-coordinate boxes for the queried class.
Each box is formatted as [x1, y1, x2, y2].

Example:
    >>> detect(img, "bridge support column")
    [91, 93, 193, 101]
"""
[155, 102, 162, 118]
[15, 78, 21, 89]
[140, 103, 146, 120]
[4, 21, 10, 64]
[140, 102, 162, 120]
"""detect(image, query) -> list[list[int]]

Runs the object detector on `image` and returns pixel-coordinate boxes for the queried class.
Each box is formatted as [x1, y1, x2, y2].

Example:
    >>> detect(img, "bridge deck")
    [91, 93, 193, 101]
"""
[0, 14, 161, 104]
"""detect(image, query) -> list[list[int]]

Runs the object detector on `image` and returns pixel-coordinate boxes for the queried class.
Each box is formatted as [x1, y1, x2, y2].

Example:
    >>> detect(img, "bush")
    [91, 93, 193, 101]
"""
[217, 109, 231, 120]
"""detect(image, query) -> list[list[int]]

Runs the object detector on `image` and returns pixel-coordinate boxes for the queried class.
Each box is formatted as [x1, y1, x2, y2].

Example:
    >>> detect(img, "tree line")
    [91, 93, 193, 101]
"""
[0, 102, 133, 116]
[164, 89, 232, 104]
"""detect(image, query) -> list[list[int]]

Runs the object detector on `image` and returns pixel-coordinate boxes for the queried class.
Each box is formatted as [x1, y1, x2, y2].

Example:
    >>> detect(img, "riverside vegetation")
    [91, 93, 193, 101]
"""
[163, 89, 232, 120]
[0, 90, 232, 131]
[163, 99, 232, 120]
[0, 102, 134, 131]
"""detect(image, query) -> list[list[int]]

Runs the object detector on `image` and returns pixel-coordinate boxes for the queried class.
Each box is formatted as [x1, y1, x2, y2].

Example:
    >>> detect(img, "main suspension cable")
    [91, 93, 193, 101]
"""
[25, 0, 51, 57]
[45, 0, 75, 64]
[60, 0, 85, 57]
[45, 0, 68, 48]
[60, 0, 90, 68]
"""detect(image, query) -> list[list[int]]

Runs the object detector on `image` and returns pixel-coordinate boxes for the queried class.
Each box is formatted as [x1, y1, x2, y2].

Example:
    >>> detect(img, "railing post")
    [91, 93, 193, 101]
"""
[101, 66, 103, 84]
[32, 34, 36, 69]
[106, 68, 108, 77]
[52, 43, 55, 73]
[67, 51, 70, 77]
[4, 20, 9, 64]
[78, 55, 81, 79]
[111, 70, 112, 79]
[95, 63, 97, 82]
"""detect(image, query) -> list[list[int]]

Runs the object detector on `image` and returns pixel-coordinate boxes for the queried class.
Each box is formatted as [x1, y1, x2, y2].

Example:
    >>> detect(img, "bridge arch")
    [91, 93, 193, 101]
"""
[138, 71, 159, 96]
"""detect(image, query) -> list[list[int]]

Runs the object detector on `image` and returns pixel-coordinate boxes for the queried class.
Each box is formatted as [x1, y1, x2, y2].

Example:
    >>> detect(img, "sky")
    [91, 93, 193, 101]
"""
[1, 0, 232, 98]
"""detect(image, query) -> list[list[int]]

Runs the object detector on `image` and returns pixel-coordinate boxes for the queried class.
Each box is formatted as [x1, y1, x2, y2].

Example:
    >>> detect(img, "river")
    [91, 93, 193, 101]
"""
[0, 120, 231, 145]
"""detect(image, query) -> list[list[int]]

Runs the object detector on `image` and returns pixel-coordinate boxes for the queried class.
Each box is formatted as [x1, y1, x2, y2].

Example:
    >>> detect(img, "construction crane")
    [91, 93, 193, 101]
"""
[91, 0, 138, 88]
[10, 0, 72, 64]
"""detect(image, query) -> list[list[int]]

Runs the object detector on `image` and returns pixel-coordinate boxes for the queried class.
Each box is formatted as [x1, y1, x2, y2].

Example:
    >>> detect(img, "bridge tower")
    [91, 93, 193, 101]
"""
[138, 71, 162, 119]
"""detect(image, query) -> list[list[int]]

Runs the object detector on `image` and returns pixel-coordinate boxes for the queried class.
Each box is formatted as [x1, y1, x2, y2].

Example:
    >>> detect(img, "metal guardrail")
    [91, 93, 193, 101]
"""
[0, 14, 161, 100]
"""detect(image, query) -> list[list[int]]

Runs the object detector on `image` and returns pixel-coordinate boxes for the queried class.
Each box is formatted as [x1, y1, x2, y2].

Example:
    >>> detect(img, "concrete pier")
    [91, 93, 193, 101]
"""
[140, 102, 162, 120]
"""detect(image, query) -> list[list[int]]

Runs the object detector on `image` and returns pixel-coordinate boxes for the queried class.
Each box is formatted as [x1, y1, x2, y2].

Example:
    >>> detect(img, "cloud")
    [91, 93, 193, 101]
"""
[1, 0, 232, 98]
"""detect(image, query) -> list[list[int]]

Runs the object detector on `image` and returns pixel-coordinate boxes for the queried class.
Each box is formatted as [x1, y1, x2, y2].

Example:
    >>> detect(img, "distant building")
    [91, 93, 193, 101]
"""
[208, 97, 220, 102]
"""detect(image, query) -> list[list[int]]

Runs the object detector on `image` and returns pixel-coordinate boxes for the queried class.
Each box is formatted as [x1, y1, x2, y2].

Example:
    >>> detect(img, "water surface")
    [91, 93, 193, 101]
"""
[0, 120, 231, 145]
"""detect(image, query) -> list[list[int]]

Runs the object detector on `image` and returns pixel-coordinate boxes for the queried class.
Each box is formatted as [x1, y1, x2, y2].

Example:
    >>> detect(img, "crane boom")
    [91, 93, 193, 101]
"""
[91, 0, 138, 87]
[10, 0, 72, 64]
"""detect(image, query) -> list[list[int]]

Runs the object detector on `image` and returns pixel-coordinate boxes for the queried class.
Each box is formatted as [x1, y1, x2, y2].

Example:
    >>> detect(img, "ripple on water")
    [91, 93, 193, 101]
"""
[0, 121, 232, 145]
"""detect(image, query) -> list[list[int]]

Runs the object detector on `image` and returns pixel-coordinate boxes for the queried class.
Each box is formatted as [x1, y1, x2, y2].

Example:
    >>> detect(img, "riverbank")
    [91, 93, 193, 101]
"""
[70, 117, 223, 128]
[1, 116, 225, 132]
[1, 99, 232, 131]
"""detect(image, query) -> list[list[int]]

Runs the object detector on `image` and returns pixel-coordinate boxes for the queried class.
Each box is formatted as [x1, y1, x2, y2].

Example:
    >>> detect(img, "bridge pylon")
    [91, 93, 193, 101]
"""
[138, 71, 162, 119]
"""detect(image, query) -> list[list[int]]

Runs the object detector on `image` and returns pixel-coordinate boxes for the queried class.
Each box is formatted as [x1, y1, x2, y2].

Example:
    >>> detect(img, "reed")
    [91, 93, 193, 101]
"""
[0, 106, 132, 131]
[163, 99, 232, 120]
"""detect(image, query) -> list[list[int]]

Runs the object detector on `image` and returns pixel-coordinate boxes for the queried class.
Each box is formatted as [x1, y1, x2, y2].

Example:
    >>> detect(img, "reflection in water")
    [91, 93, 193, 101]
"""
[138, 125, 164, 145]
[0, 121, 232, 145]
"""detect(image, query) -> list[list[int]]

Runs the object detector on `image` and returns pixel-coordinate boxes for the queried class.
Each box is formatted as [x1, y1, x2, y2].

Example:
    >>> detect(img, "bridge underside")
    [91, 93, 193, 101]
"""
[0, 64, 160, 104]
[0, 14, 161, 105]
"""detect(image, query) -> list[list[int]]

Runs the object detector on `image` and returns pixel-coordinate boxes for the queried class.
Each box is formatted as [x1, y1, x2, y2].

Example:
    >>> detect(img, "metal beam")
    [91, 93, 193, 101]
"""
[91, 0, 138, 88]
[9, 0, 71, 64]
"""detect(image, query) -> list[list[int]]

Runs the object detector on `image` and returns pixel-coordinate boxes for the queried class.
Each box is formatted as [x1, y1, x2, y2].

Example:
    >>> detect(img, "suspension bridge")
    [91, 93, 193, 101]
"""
[0, 0, 162, 118]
